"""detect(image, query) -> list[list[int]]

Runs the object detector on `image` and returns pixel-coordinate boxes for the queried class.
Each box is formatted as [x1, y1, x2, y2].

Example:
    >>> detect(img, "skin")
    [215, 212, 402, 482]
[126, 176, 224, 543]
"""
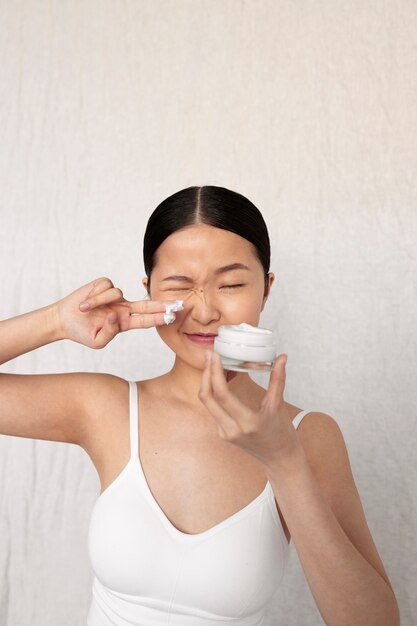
[142, 223, 278, 411]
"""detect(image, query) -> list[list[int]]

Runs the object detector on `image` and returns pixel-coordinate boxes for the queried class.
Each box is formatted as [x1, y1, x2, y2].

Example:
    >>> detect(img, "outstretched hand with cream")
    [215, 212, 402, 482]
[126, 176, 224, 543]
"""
[54, 276, 183, 350]
[199, 339, 297, 469]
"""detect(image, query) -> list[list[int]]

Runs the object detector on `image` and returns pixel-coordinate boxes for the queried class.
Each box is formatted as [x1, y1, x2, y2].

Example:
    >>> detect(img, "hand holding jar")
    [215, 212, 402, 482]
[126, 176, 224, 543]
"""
[198, 324, 297, 469]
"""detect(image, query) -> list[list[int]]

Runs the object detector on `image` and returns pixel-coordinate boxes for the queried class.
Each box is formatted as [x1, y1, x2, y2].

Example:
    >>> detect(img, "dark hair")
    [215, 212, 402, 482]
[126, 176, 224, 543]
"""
[143, 185, 271, 292]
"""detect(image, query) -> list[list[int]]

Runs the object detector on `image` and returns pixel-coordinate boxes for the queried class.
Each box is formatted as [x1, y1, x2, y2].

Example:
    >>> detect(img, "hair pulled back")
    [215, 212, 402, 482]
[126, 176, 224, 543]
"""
[143, 185, 271, 292]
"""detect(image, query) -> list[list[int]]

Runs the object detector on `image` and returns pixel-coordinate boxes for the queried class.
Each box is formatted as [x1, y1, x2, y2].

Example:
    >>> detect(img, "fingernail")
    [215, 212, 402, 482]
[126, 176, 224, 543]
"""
[204, 351, 211, 363]
[79, 302, 90, 311]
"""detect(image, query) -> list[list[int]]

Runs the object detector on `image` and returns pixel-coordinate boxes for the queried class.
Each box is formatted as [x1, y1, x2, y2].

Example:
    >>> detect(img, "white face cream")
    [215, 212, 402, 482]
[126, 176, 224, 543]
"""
[213, 323, 277, 372]
[163, 300, 184, 325]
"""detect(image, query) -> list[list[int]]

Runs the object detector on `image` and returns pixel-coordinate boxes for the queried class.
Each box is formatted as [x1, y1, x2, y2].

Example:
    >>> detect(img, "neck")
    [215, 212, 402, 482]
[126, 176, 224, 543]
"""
[163, 355, 253, 405]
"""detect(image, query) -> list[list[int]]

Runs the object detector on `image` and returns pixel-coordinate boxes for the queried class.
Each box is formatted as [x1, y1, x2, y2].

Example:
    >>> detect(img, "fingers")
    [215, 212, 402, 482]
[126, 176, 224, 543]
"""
[80, 286, 125, 311]
[199, 351, 250, 431]
[262, 354, 287, 409]
[128, 299, 182, 328]
[79, 277, 117, 311]
[92, 311, 120, 348]
[198, 352, 236, 434]
[208, 351, 253, 419]
[79, 278, 169, 316]
[128, 311, 169, 329]
[128, 299, 172, 315]
[86, 277, 115, 299]
[78, 276, 186, 330]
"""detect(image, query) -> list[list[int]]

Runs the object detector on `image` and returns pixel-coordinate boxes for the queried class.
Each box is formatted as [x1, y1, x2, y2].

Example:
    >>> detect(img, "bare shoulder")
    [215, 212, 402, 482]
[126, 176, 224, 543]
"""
[294, 411, 354, 504]
[296, 411, 345, 462]
[77, 372, 129, 414]
[74, 372, 130, 449]
[295, 411, 394, 591]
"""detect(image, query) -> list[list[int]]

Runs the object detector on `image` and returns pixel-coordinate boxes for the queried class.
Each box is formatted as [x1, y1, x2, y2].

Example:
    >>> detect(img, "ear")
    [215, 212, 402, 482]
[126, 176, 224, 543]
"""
[261, 272, 275, 312]
[142, 277, 149, 294]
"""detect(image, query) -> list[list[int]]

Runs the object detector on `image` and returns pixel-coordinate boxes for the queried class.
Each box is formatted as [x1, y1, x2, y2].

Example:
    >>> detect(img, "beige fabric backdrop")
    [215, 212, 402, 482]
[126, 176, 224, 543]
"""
[0, 1, 416, 624]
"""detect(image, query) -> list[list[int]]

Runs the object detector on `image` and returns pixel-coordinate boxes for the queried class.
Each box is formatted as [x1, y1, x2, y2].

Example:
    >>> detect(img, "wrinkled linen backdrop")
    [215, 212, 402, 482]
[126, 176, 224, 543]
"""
[0, 1, 416, 624]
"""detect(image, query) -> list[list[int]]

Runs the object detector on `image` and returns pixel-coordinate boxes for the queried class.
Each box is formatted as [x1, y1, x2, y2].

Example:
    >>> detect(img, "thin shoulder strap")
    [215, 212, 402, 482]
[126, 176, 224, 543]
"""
[292, 410, 312, 430]
[128, 381, 139, 461]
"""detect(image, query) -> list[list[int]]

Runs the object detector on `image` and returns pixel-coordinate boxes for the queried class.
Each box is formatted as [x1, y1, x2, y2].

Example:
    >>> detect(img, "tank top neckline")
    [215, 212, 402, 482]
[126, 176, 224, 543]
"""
[133, 454, 273, 541]
[124, 380, 311, 542]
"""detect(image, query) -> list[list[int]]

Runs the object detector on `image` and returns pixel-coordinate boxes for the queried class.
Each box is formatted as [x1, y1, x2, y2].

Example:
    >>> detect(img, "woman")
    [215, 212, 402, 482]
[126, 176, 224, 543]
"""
[0, 186, 399, 625]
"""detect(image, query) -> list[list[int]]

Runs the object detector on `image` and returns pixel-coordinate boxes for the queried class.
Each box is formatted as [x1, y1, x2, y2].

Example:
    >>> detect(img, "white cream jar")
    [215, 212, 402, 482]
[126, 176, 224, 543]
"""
[213, 323, 277, 372]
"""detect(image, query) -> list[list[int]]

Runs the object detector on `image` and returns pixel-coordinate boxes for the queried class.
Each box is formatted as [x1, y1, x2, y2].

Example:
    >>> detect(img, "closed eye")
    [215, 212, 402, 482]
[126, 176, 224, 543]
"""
[165, 287, 192, 291]
[164, 284, 245, 291]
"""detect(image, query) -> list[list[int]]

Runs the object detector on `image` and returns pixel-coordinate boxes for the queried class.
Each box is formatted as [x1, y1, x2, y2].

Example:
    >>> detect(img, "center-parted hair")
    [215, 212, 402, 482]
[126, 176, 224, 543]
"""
[143, 185, 271, 291]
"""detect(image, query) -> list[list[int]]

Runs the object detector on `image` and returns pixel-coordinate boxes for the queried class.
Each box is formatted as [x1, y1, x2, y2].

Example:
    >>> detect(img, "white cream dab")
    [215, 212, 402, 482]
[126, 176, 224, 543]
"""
[226, 322, 272, 334]
[163, 300, 184, 325]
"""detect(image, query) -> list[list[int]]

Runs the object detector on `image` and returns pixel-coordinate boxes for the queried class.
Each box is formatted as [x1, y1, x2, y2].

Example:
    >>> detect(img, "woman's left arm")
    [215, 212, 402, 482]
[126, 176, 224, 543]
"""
[265, 412, 400, 626]
[199, 350, 400, 626]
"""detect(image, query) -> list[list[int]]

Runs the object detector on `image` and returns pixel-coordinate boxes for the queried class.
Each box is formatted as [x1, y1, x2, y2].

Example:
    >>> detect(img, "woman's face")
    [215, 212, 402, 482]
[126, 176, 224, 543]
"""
[143, 224, 275, 371]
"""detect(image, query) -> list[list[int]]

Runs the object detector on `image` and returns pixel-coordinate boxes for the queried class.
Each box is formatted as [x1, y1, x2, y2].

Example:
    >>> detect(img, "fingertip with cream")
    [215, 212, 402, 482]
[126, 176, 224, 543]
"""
[163, 300, 184, 325]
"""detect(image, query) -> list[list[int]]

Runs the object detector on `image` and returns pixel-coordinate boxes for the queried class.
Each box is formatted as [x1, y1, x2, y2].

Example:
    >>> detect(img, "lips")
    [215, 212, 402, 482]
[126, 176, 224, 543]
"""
[184, 331, 217, 336]
[185, 333, 217, 345]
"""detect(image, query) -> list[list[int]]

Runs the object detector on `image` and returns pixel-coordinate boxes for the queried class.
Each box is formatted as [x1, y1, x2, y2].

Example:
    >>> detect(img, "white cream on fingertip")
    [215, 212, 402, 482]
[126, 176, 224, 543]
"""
[163, 300, 184, 325]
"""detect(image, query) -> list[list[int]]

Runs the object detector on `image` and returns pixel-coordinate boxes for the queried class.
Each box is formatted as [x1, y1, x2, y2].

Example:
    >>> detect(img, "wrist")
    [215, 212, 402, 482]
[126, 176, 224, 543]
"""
[44, 302, 65, 342]
[263, 436, 308, 478]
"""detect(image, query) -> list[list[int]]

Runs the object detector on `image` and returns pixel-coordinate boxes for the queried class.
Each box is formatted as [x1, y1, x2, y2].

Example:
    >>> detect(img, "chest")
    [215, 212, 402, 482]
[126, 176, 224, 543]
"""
[89, 385, 290, 539]
[138, 421, 270, 534]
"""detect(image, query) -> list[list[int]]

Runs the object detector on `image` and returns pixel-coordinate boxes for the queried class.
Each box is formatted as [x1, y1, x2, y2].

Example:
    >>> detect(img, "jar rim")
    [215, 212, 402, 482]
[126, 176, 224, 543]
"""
[217, 324, 276, 347]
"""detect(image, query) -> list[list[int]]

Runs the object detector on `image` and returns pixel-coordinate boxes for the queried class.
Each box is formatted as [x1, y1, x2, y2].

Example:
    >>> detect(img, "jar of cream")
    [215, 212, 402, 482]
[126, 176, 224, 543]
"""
[213, 323, 277, 372]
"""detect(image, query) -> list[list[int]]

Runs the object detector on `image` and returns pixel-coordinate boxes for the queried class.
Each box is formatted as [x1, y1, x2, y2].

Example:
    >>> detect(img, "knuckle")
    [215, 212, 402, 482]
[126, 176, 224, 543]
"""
[141, 298, 149, 308]
[90, 277, 113, 296]
[100, 277, 113, 289]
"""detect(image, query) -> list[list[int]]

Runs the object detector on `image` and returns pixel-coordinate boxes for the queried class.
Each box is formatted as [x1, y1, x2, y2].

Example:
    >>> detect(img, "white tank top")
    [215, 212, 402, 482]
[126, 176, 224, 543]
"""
[87, 381, 311, 625]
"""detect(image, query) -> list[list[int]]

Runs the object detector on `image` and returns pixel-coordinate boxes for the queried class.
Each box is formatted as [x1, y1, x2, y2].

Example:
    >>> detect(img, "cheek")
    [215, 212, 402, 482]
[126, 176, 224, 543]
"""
[154, 327, 176, 356]
[217, 295, 263, 328]
[156, 323, 174, 341]
[155, 321, 184, 352]
[227, 288, 263, 312]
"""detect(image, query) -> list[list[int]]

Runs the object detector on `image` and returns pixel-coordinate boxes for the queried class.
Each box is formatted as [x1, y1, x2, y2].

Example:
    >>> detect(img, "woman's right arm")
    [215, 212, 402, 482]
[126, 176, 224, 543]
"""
[0, 277, 169, 446]
[0, 302, 61, 364]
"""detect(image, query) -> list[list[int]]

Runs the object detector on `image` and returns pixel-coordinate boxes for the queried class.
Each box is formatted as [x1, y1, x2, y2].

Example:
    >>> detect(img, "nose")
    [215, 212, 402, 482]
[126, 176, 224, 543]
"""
[185, 288, 221, 325]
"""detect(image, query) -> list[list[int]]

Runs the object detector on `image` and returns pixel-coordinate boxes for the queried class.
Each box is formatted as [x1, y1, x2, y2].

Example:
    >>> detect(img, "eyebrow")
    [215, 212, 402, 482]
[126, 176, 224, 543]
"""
[161, 263, 251, 282]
